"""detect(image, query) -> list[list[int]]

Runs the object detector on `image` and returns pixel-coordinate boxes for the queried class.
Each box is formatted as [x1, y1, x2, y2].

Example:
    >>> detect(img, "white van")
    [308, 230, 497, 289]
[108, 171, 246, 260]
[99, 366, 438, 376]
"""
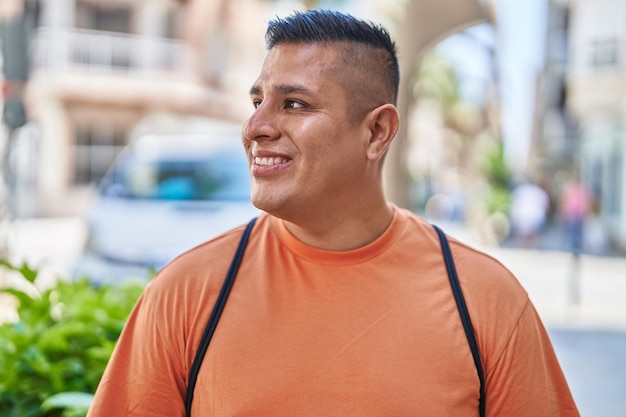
[74, 120, 259, 284]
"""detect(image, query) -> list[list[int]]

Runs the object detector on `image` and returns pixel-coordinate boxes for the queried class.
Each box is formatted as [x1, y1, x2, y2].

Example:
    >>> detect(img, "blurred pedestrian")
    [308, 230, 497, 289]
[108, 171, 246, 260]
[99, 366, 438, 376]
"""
[510, 179, 550, 247]
[87, 9, 579, 417]
[560, 175, 592, 255]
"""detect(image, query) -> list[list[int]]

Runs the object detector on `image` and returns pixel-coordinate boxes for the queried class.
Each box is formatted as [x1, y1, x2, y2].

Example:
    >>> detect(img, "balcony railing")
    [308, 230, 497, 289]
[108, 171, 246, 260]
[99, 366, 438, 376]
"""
[30, 27, 188, 75]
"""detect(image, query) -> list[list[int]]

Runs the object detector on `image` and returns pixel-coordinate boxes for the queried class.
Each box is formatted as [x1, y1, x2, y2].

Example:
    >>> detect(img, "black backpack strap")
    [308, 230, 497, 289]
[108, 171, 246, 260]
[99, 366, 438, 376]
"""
[432, 224, 486, 417]
[185, 217, 257, 417]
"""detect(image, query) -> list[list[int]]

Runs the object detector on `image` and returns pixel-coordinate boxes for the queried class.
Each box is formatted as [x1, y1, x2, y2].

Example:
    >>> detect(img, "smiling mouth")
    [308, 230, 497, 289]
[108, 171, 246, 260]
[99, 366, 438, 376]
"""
[254, 156, 291, 166]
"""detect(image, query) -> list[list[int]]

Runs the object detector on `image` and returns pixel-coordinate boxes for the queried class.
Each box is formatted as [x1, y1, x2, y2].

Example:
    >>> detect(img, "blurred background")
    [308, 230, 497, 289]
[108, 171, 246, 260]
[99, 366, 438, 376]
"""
[0, 0, 625, 415]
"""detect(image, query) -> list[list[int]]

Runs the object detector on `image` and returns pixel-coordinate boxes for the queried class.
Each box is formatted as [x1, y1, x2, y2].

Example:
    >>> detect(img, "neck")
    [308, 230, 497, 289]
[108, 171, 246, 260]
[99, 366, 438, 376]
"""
[281, 201, 395, 251]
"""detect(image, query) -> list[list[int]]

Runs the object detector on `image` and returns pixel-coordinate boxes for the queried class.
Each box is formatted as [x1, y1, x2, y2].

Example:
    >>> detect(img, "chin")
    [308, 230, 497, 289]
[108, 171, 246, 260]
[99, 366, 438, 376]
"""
[251, 193, 283, 215]
[252, 198, 301, 223]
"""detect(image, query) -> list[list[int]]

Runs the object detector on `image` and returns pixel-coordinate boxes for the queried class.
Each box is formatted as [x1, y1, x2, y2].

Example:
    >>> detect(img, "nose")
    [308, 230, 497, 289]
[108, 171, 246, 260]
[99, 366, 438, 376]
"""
[242, 103, 280, 143]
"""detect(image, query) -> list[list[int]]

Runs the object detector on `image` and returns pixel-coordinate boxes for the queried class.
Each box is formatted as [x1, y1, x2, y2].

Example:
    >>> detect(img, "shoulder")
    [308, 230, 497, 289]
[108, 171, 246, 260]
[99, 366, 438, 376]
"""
[399, 210, 532, 367]
[443, 233, 535, 370]
[142, 215, 266, 315]
[447, 235, 528, 302]
[394, 208, 527, 303]
[392, 207, 526, 296]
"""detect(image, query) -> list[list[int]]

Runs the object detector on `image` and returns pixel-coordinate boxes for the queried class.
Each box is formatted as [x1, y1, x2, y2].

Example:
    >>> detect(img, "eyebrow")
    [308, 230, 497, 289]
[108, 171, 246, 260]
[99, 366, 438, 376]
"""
[249, 84, 315, 97]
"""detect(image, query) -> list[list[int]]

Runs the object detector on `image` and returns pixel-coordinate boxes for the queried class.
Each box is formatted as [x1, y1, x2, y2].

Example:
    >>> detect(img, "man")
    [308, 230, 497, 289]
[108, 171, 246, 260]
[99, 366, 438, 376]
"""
[88, 9, 579, 416]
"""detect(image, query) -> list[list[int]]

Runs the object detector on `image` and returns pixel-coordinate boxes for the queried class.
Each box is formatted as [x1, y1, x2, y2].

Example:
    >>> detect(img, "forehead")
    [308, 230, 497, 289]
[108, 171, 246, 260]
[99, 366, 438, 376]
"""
[252, 43, 347, 93]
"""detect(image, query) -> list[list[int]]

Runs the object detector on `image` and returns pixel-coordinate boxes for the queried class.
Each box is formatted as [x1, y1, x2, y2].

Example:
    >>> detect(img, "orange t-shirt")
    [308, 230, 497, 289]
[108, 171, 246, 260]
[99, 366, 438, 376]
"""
[88, 207, 579, 416]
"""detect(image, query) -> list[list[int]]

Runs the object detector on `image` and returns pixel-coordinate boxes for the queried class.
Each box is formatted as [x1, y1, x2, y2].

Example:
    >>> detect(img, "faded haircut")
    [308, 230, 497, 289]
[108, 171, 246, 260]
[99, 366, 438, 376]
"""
[265, 9, 400, 106]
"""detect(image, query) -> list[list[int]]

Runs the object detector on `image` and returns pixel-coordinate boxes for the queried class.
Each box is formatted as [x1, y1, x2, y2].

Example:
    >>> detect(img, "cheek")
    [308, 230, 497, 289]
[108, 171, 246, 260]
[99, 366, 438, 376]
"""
[315, 135, 365, 182]
[290, 114, 363, 169]
[287, 118, 333, 159]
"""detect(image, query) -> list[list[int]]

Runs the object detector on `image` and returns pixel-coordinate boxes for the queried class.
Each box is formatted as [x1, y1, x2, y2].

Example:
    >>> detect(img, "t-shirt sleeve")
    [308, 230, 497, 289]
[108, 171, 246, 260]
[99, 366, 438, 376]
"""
[87, 281, 188, 417]
[485, 299, 580, 416]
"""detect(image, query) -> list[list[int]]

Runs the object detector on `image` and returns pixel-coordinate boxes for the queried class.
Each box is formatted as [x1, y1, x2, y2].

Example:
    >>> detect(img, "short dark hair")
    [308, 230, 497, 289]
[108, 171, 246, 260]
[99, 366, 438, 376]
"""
[265, 9, 400, 105]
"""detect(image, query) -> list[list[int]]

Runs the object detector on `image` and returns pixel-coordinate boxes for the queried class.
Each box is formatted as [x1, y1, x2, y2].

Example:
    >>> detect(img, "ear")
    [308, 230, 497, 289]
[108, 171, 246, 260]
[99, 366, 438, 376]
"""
[365, 104, 400, 161]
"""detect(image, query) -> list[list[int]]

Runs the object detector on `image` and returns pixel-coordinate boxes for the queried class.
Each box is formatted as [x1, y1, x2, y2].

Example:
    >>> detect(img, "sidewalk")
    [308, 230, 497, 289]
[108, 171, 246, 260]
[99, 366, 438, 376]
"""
[0, 216, 87, 287]
[491, 247, 626, 331]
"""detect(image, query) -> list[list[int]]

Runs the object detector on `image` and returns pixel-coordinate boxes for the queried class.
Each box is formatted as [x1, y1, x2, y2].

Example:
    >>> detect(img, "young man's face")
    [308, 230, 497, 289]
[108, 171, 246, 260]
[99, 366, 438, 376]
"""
[242, 42, 373, 221]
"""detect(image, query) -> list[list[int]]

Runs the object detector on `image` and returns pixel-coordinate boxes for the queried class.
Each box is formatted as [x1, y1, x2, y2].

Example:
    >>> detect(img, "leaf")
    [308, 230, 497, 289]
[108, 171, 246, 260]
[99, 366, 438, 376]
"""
[40, 392, 94, 411]
[0, 260, 145, 413]
[0, 287, 34, 309]
[0, 259, 38, 283]
[0, 258, 16, 270]
[17, 262, 39, 284]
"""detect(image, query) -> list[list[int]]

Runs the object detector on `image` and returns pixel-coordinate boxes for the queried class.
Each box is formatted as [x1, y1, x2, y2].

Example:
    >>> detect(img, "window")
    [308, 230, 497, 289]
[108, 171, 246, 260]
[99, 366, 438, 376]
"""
[76, 3, 132, 34]
[591, 38, 619, 68]
[74, 126, 127, 185]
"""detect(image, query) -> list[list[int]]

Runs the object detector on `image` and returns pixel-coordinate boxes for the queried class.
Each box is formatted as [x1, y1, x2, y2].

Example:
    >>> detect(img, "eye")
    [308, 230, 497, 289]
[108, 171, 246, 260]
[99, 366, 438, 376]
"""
[252, 99, 262, 109]
[285, 100, 305, 109]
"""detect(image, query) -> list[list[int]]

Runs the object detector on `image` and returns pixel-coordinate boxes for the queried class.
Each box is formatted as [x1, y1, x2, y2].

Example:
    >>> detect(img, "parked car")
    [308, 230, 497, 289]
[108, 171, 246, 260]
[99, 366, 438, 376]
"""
[74, 121, 259, 284]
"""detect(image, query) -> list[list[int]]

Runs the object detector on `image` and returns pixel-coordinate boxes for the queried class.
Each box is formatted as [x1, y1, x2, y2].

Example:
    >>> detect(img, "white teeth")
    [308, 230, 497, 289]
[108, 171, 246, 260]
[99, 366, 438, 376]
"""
[254, 156, 289, 166]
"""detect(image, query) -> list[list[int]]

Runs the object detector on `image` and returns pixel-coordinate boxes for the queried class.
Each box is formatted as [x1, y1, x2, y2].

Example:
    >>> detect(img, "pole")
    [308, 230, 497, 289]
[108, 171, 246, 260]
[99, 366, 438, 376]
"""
[1, 0, 32, 263]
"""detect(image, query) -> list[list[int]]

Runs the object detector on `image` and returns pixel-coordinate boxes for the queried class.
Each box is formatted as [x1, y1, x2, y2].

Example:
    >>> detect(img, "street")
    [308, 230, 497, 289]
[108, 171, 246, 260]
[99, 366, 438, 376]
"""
[550, 328, 626, 417]
[2, 217, 626, 416]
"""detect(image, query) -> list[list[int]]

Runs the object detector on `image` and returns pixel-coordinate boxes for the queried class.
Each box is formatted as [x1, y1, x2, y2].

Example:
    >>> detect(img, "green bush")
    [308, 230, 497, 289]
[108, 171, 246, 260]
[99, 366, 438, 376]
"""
[0, 259, 144, 417]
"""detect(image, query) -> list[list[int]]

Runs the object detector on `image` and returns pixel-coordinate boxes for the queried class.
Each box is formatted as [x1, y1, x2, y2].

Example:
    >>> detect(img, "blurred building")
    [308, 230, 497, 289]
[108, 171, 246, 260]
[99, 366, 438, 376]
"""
[534, 0, 578, 181]
[6, 0, 269, 217]
[536, 0, 626, 250]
